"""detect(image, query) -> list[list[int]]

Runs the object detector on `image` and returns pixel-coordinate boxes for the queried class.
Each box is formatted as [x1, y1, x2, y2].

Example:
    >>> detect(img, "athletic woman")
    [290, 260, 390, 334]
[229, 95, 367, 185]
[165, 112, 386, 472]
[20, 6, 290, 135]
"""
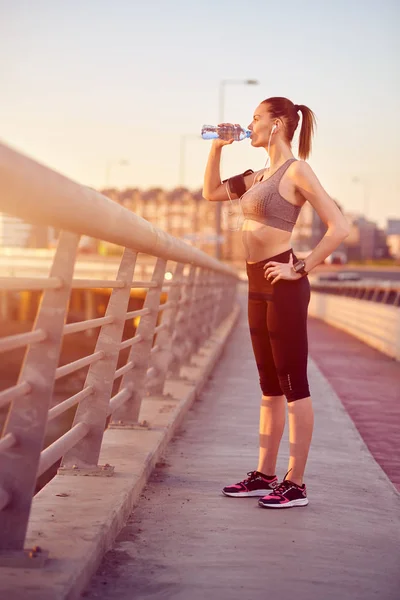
[203, 97, 350, 508]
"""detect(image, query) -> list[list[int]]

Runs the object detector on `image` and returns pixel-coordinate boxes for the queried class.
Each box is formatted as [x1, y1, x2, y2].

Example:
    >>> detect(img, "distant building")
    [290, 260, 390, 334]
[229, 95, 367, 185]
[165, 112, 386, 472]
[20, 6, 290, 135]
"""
[386, 219, 400, 259]
[344, 215, 390, 260]
[293, 204, 392, 262]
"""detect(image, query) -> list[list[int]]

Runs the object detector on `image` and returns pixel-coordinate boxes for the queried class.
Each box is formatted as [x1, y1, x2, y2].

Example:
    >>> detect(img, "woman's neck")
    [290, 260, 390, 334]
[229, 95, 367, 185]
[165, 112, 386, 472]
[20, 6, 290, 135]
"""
[265, 140, 294, 171]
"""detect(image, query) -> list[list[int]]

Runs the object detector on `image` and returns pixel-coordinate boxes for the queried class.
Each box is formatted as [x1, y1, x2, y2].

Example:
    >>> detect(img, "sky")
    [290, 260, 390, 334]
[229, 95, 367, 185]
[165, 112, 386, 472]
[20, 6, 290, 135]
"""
[1, 0, 399, 228]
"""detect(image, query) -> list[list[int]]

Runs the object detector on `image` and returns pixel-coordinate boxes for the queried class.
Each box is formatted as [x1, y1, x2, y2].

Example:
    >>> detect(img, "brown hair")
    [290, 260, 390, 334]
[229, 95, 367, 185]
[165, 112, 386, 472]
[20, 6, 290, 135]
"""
[261, 97, 317, 160]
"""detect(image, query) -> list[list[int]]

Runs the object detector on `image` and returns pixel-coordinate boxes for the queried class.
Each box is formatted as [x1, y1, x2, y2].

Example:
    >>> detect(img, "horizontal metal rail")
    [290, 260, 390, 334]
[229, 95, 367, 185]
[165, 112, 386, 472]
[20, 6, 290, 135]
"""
[120, 334, 143, 350]
[146, 366, 156, 379]
[63, 316, 114, 335]
[125, 308, 150, 320]
[0, 276, 63, 290]
[154, 323, 168, 335]
[158, 300, 177, 312]
[0, 381, 31, 410]
[0, 142, 236, 275]
[130, 281, 158, 288]
[71, 279, 126, 289]
[38, 422, 90, 477]
[107, 387, 131, 416]
[55, 351, 105, 380]
[0, 329, 46, 354]
[113, 361, 134, 381]
[47, 387, 94, 422]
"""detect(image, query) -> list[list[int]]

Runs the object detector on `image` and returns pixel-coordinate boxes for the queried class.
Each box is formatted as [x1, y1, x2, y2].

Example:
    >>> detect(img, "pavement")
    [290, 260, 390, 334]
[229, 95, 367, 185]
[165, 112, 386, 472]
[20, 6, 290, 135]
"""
[84, 285, 400, 600]
[0, 301, 241, 600]
[308, 316, 400, 491]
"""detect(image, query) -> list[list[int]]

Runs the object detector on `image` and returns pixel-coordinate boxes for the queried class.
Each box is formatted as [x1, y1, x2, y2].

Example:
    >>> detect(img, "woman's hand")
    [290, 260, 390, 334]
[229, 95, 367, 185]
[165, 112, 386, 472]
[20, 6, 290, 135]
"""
[211, 123, 241, 148]
[263, 253, 302, 285]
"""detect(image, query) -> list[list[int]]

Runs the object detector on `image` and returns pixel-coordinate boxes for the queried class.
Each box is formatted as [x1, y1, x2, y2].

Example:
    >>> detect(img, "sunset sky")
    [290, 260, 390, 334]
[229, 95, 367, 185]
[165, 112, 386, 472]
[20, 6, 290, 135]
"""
[1, 0, 399, 228]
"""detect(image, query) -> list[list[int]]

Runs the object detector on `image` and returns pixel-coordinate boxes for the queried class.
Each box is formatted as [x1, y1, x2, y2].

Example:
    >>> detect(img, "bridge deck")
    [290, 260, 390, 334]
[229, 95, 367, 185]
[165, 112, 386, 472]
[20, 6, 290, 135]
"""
[85, 289, 400, 600]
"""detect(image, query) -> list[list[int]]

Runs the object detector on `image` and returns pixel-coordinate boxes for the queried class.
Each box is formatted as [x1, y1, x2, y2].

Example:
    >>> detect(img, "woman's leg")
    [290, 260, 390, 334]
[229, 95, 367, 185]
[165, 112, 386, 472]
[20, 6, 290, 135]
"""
[247, 293, 286, 476]
[287, 396, 314, 486]
[268, 276, 313, 485]
[257, 394, 286, 476]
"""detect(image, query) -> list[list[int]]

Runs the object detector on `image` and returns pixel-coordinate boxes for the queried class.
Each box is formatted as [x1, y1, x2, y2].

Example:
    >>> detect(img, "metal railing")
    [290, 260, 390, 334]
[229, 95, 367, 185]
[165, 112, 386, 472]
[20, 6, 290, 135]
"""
[0, 141, 238, 558]
[310, 279, 400, 307]
[309, 279, 400, 360]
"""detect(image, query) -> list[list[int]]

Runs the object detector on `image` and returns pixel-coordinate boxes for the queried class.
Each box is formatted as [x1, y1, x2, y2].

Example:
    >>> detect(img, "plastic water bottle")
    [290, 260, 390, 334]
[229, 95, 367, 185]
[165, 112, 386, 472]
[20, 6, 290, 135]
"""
[201, 124, 251, 142]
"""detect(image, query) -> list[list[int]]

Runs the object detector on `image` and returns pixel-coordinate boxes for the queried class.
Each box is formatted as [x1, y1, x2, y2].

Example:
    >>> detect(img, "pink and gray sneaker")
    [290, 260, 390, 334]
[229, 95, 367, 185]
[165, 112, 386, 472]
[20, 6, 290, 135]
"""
[222, 471, 278, 497]
[258, 472, 308, 508]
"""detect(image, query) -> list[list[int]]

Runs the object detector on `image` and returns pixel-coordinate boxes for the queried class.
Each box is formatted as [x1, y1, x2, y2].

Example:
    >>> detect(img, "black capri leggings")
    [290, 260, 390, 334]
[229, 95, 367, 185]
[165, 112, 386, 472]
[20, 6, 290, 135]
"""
[246, 249, 310, 402]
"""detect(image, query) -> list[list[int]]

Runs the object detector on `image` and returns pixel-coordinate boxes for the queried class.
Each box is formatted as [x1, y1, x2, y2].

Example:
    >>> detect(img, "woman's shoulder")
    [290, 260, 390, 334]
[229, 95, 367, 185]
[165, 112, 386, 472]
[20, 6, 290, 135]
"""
[288, 159, 315, 182]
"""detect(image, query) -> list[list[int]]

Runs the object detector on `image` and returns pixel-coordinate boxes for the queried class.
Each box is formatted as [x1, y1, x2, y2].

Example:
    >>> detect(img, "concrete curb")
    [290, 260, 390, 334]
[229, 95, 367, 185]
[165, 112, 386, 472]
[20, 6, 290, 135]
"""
[0, 303, 241, 600]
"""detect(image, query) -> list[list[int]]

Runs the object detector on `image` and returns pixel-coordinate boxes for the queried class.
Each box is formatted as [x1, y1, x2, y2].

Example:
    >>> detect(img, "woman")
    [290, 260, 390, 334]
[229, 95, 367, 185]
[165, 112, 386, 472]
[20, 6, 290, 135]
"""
[202, 97, 349, 508]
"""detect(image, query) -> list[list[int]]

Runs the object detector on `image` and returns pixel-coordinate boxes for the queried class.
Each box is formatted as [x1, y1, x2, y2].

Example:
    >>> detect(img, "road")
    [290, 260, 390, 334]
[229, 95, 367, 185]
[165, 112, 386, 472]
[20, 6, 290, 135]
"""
[315, 266, 400, 281]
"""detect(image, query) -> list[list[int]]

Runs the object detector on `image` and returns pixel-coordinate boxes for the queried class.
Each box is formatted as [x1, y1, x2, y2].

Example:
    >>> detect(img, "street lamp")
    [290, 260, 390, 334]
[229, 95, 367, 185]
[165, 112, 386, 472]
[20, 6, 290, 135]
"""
[105, 159, 130, 188]
[219, 79, 259, 125]
[179, 134, 201, 187]
[215, 78, 259, 260]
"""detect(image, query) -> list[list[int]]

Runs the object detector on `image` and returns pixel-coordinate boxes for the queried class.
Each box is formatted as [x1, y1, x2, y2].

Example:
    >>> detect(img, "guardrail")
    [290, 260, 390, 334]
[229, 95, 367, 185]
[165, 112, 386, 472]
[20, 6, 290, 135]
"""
[309, 280, 400, 360]
[0, 141, 238, 562]
[310, 278, 400, 306]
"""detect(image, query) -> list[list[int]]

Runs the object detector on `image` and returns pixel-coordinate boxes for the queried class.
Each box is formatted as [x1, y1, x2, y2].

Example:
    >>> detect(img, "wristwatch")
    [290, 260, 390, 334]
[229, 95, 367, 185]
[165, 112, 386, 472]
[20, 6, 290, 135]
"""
[292, 259, 308, 277]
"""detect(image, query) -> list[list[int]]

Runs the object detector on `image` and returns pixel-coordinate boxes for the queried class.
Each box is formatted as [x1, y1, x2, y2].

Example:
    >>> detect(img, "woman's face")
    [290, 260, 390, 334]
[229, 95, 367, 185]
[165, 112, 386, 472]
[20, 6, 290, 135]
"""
[248, 103, 274, 148]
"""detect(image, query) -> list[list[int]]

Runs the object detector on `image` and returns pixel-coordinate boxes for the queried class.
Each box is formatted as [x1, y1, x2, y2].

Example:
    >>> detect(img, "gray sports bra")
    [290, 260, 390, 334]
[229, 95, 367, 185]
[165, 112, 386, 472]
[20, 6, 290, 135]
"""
[240, 158, 301, 232]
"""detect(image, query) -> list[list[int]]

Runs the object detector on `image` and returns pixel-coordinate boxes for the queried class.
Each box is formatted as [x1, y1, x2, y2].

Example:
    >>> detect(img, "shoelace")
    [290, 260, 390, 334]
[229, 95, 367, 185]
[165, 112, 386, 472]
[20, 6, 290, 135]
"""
[237, 471, 260, 485]
[270, 469, 294, 496]
[270, 479, 293, 497]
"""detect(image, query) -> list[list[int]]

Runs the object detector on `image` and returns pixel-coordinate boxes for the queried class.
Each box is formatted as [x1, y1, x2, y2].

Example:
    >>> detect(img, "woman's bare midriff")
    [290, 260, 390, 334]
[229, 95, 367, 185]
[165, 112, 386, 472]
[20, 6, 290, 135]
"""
[242, 220, 292, 263]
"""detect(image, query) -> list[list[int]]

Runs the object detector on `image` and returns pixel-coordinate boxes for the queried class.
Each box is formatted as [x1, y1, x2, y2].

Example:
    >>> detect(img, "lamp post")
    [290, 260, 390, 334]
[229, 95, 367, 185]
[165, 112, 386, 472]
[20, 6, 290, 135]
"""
[179, 134, 201, 187]
[215, 78, 259, 260]
[105, 159, 129, 188]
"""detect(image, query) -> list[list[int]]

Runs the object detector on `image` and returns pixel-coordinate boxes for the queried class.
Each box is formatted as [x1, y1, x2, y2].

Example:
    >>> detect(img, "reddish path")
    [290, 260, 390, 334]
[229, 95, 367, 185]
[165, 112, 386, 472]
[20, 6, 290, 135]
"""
[308, 317, 400, 492]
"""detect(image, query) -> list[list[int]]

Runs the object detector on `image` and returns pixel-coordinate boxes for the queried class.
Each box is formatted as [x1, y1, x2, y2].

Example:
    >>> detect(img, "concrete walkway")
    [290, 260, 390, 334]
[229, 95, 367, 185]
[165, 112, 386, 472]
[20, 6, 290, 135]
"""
[308, 316, 400, 491]
[85, 288, 400, 600]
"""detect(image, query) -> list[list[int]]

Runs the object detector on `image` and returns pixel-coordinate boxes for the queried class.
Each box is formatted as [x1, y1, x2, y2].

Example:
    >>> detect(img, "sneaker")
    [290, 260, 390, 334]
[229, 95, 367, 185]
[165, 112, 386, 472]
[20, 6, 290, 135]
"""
[222, 471, 278, 497]
[258, 473, 308, 509]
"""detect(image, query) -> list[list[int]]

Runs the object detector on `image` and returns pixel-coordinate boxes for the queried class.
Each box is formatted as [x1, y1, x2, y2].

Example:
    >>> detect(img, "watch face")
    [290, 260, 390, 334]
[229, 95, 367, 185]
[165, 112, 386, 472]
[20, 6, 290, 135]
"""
[294, 260, 305, 272]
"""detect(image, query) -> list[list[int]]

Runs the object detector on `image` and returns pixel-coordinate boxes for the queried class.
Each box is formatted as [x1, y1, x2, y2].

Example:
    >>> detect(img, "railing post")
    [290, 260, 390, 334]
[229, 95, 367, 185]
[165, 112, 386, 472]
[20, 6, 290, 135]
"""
[216, 275, 230, 325]
[145, 262, 184, 395]
[168, 264, 196, 377]
[60, 248, 138, 471]
[199, 269, 215, 346]
[187, 268, 208, 357]
[181, 266, 203, 364]
[110, 257, 166, 426]
[0, 231, 79, 554]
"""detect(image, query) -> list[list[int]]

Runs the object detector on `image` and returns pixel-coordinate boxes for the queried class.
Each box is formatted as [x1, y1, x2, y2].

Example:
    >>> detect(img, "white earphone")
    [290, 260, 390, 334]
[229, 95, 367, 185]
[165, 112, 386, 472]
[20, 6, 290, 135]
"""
[271, 123, 278, 133]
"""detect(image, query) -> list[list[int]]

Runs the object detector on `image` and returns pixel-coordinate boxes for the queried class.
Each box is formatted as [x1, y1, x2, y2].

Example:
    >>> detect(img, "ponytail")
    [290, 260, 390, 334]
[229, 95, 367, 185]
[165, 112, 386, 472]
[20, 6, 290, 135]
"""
[297, 105, 317, 160]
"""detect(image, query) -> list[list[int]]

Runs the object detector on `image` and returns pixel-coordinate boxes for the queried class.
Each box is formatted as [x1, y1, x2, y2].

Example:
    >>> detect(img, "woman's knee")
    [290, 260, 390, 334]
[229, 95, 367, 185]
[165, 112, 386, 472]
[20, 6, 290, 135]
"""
[261, 393, 285, 402]
[272, 363, 308, 401]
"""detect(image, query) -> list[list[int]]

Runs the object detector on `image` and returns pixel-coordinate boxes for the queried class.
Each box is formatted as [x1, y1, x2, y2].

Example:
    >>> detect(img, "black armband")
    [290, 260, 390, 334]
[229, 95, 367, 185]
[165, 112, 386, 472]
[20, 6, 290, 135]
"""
[222, 169, 254, 198]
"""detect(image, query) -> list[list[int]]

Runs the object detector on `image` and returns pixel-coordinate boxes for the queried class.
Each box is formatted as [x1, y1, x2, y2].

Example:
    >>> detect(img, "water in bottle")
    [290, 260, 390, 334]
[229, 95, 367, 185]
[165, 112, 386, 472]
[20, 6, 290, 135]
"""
[201, 124, 251, 142]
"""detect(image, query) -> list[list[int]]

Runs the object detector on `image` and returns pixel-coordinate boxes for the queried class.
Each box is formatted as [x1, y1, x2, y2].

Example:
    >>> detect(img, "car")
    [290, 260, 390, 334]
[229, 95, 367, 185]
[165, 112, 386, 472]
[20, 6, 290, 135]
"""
[337, 272, 362, 281]
[316, 273, 340, 282]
